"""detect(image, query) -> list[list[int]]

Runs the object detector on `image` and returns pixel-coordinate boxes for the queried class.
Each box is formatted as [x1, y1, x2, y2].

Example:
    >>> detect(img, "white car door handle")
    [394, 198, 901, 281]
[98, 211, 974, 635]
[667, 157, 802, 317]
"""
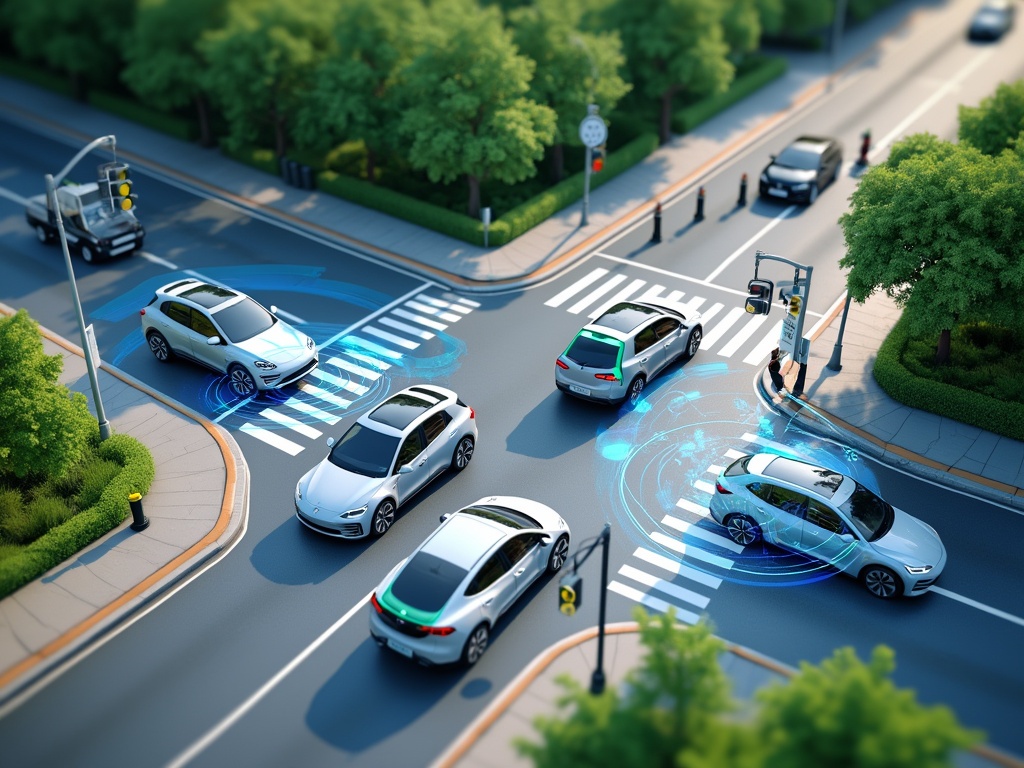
[640, 357, 649, 363]
[514, 568, 525, 576]
[418, 459, 426, 466]
[483, 597, 494, 606]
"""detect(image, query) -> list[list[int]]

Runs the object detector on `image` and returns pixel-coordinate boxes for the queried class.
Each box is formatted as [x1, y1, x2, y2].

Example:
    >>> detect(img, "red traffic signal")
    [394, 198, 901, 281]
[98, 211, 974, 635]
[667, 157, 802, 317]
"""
[591, 147, 605, 173]
[745, 278, 774, 315]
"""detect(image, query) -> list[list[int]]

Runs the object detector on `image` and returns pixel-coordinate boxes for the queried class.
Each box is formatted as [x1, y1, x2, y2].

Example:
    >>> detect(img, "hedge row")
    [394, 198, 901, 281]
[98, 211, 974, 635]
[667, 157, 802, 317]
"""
[673, 55, 788, 135]
[0, 434, 156, 600]
[873, 314, 1024, 442]
[0, 57, 73, 97]
[87, 90, 197, 143]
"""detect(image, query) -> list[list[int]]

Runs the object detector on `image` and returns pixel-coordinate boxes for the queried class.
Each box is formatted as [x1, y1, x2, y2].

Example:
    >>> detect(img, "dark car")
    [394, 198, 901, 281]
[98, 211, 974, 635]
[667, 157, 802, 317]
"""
[968, 0, 1014, 40]
[759, 136, 843, 206]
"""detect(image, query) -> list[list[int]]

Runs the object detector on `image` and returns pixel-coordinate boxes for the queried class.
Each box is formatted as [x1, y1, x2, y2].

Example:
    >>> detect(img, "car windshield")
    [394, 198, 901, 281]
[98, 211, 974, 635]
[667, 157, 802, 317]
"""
[328, 423, 399, 478]
[390, 552, 468, 612]
[565, 333, 621, 369]
[774, 145, 821, 170]
[838, 483, 894, 541]
[213, 297, 275, 342]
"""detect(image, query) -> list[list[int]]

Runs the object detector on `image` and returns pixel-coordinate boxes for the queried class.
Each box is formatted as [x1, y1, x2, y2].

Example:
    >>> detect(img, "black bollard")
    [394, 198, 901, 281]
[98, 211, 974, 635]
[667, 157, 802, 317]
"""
[694, 187, 705, 221]
[738, 173, 747, 207]
[128, 492, 150, 532]
[651, 201, 662, 243]
[279, 155, 290, 182]
[857, 130, 871, 166]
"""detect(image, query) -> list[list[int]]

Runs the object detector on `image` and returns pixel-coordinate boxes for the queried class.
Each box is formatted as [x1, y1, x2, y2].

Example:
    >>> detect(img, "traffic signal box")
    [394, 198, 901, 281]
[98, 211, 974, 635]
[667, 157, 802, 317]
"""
[98, 162, 135, 212]
[787, 294, 802, 317]
[745, 278, 774, 315]
[591, 146, 605, 173]
[559, 573, 582, 616]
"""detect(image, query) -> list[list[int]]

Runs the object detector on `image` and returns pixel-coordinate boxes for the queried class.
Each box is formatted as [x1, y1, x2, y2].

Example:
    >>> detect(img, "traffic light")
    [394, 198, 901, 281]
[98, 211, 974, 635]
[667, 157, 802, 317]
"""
[745, 278, 773, 315]
[104, 162, 135, 212]
[788, 294, 802, 317]
[558, 573, 582, 616]
[591, 146, 605, 173]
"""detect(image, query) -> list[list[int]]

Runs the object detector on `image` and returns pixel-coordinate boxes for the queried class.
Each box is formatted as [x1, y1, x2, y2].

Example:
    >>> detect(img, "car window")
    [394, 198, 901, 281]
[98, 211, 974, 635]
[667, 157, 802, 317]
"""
[499, 534, 537, 567]
[767, 486, 808, 517]
[164, 301, 192, 328]
[652, 318, 680, 339]
[391, 552, 468, 611]
[422, 412, 449, 444]
[775, 145, 821, 170]
[747, 481, 773, 502]
[838, 483, 894, 541]
[190, 310, 218, 339]
[465, 552, 509, 596]
[212, 297, 275, 343]
[564, 333, 621, 369]
[396, 429, 426, 470]
[805, 500, 846, 535]
[328, 423, 400, 478]
[633, 325, 658, 354]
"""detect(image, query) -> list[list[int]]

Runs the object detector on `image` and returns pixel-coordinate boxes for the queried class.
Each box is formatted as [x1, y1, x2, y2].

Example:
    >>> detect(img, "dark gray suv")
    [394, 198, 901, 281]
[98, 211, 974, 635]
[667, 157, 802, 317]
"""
[759, 135, 843, 205]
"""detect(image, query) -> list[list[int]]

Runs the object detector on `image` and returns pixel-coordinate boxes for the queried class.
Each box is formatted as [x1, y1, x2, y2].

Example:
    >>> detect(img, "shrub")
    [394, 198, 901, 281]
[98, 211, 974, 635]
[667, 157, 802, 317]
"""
[219, 142, 280, 176]
[1, 496, 76, 545]
[0, 56, 73, 97]
[0, 543, 21, 564]
[0, 487, 24, 533]
[74, 456, 123, 511]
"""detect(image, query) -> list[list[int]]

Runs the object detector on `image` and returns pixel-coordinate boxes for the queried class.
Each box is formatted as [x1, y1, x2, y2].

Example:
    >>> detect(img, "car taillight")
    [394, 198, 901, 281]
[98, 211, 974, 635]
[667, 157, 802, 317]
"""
[555, 359, 569, 370]
[715, 482, 732, 495]
[139, 309, 146, 316]
[469, 407, 475, 419]
[370, 592, 384, 613]
[594, 373, 619, 381]
[419, 625, 456, 636]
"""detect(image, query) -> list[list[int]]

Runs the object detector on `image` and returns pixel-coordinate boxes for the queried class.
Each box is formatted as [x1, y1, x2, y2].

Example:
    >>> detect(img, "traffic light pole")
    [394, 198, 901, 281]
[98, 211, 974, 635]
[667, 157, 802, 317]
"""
[753, 250, 814, 397]
[564, 523, 612, 694]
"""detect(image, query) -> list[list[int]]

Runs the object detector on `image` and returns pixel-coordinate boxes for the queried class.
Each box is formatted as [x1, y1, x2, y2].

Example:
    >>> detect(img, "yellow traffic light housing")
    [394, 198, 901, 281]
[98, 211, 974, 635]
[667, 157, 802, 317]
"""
[559, 573, 582, 616]
[102, 162, 135, 212]
[788, 294, 802, 317]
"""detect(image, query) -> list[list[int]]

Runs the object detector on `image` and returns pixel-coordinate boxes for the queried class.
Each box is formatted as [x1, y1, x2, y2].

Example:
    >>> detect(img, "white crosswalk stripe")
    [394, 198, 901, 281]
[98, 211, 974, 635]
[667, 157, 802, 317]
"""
[326, 356, 381, 382]
[309, 367, 369, 396]
[283, 397, 341, 425]
[239, 423, 304, 455]
[567, 273, 626, 314]
[633, 547, 722, 588]
[365, 326, 420, 350]
[587, 278, 646, 319]
[379, 316, 435, 340]
[676, 498, 711, 518]
[258, 409, 323, 440]
[650, 531, 735, 570]
[618, 564, 711, 609]
[405, 300, 461, 322]
[607, 581, 701, 624]
[545, 268, 608, 307]
[392, 308, 447, 331]
[297, 382, 352, 409]
[661, 514, 745, 554]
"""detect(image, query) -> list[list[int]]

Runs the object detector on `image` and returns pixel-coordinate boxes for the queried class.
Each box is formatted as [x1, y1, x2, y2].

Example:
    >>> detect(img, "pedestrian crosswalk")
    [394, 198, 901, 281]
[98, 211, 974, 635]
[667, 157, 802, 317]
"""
[544, 266, 792, 366]
[232, 291, 480, 455]
[606, 445, 760, 623]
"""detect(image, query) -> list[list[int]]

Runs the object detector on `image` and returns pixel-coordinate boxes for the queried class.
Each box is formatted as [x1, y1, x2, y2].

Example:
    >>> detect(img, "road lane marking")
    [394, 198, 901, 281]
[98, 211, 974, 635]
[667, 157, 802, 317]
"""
[544, 268, 609, 307]
[633, 547, 723, 589]
[607, 581, 701, 624]
[618, 565, 711, 609]
[651, 531, 735, 570]
[931, 587, 1024, 628]
[661, 515, 745, 554]
[567, 273, 626, 314]
[676, 498, 711, 518]
[258, 409, 322, 440]
[238, 423, 303, 455]
[704, 205, 798, 283]
[167, 593, 372, 767]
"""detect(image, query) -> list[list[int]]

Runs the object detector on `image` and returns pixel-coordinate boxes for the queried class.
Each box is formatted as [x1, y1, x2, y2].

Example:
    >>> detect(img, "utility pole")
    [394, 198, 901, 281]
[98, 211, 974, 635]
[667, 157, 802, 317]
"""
[557, 523, 612, 694]
[751, 250, 814, 397]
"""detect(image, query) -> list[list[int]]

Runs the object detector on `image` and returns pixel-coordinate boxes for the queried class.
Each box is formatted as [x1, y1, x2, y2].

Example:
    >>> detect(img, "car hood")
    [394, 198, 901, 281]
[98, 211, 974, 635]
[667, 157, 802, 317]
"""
[764, 164, 816, 184]
[235, 322, 310, 364]
[91, 215, 143, 237]
[871, 507, 944, 567]
[302, 460, 383, 513]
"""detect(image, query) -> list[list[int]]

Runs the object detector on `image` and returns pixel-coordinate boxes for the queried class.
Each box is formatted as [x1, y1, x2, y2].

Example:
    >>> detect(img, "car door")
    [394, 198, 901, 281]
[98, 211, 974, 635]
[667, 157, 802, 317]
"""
[623, 323, 658, 381]
[465, 550, 516, 623]
[801, 499, 858, 571]
[420, 411, 453, 479]
[757, 484, 807, 550]
[188, 308, 226, 372]
[501, 533, 547, 601]
[393, 428, 429, 504]
[650, 316, 683, 372]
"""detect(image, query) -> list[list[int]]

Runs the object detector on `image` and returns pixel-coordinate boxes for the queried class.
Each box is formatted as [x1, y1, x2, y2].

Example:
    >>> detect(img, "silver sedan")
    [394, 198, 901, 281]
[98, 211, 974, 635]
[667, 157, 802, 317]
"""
[369, 496, 571, 666]
[708, 453, 946, 599]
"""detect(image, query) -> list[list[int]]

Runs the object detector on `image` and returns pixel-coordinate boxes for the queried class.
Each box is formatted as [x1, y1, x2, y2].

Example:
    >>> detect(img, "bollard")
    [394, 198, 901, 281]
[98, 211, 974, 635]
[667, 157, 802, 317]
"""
[857, 130, 871, 166]
[287, 160, 300, 187]
[738, 173, 748, 207]
[651, 201, 662, 243]
[694, 187, 705, 221]
[279, 155, 290, 182]
[300, 164, 314, 190]
[128, 492, 150, 532]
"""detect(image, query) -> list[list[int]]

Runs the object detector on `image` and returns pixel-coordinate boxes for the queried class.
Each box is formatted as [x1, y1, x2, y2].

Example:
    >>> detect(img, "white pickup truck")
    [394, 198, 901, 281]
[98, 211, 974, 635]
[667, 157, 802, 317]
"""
[26, 181, 145, 263]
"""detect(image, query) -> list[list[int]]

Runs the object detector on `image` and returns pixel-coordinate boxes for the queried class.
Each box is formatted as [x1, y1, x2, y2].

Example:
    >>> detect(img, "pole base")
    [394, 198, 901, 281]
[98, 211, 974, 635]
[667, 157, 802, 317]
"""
[130, 516, 150, 532]
[590, 669, 606, 695]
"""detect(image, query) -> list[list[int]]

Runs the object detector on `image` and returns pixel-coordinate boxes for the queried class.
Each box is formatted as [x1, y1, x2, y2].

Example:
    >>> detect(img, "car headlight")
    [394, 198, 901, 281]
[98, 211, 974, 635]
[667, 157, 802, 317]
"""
[295, 481, 302, 500]
[306, 337, 316, 351]
[253, 360, 277, 370]
[760, 173, 769, 183]
[341, 505, 368, 519]
[904, 564, 933, 575]
[792, 183, 809, 191]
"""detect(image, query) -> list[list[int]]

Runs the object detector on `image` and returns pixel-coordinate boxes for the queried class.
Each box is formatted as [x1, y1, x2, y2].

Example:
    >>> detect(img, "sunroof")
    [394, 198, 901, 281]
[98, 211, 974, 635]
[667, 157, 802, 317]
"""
[763, 457, 845, 498]
[593, 302, 658, 333]
[180, 283, 238, 309]
[368, 394, 433, 430]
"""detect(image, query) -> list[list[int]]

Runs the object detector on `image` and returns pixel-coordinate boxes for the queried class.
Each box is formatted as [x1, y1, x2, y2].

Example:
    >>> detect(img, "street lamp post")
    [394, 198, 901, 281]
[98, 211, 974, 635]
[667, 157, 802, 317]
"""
[46, 135, 118, 441]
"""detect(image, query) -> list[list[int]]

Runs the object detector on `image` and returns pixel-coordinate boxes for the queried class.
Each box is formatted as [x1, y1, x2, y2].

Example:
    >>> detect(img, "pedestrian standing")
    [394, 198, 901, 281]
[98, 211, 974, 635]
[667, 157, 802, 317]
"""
[768, 348, 786, 393]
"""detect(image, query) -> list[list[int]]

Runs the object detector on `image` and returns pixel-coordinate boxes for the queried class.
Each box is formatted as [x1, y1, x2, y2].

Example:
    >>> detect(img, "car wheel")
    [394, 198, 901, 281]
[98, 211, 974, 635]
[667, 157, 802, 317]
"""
[462, 623, 490, 667]
[861, 565, 902, 599]
[807, 185, 818, 206]
[228, 364, 257, 398]
[370, 498, 396, 538]
[684, 325, 703, 360]
[147, 331, 174, 363]
[625, 375, 645, 408]
[80, 244, 95, 263]
[547, 535, 570, 574]
[725, 515, 761, 546]
[450, 435, 474, 472]
[35, 225, 52, 244]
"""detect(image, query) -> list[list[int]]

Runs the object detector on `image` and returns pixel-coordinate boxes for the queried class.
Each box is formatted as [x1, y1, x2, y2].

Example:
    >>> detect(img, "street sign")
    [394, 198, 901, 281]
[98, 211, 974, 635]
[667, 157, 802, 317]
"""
[579, 115, 608, 148]
[84, 323, 102, 370]
[779, 312, 798, 356]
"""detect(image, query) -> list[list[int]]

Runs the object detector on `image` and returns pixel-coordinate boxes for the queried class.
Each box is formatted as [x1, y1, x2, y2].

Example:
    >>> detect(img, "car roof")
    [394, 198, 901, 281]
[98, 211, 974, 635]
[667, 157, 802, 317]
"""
[591, 301, 661, 334]
[787, 136, 834, 153]
[759, 454, 848, 500]
[157, 279, 240, 310]
[420, 513, 508, 571]
[363, 385, 454, 432]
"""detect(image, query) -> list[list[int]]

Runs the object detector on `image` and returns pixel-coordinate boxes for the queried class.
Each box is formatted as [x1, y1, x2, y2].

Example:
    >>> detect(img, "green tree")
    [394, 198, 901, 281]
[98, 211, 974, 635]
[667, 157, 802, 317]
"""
[397, 0, 556, 218]
[721, 0, 766, 62]
[0, 310, 97, 481]
[123, 0, 228, 148]
[777, 0, 833, 41]
[606, 0, 734, 144]
[4, 0, 135, 101]
[509, 0, 631, 181]
[516, 610, 732, 768]
[199, 0, 334, 157]
[839, 133, 1024, 364]
[292, 0, 428, 183]
[752, 645, 981, 768]
[959, 79, 1024, 158]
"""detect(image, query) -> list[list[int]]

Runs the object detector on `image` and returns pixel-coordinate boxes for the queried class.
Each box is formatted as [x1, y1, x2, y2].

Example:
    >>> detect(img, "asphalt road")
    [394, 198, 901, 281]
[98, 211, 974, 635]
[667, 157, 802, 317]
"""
[1, 4, 1023, 765]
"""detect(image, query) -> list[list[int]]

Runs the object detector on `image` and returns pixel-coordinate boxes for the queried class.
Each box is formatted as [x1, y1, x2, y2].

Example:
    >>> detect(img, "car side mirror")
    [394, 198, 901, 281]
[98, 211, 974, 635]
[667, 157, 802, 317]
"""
[398, 464, 414, 475]
[839, 533, 854, 543]
[439, 512, 452, 523]
[326, 436, 335, 448]
[270, 305, 279, 315]
[206, 335, 222, 346]
[539, 534, 552, 545]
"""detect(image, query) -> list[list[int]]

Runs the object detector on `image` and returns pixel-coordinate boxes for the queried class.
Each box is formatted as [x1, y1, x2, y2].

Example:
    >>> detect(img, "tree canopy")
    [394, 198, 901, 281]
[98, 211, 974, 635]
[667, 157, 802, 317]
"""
[959, 79, 1024, 158]
[397, 0, 556, 217]
[0, 310, 98, 481]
